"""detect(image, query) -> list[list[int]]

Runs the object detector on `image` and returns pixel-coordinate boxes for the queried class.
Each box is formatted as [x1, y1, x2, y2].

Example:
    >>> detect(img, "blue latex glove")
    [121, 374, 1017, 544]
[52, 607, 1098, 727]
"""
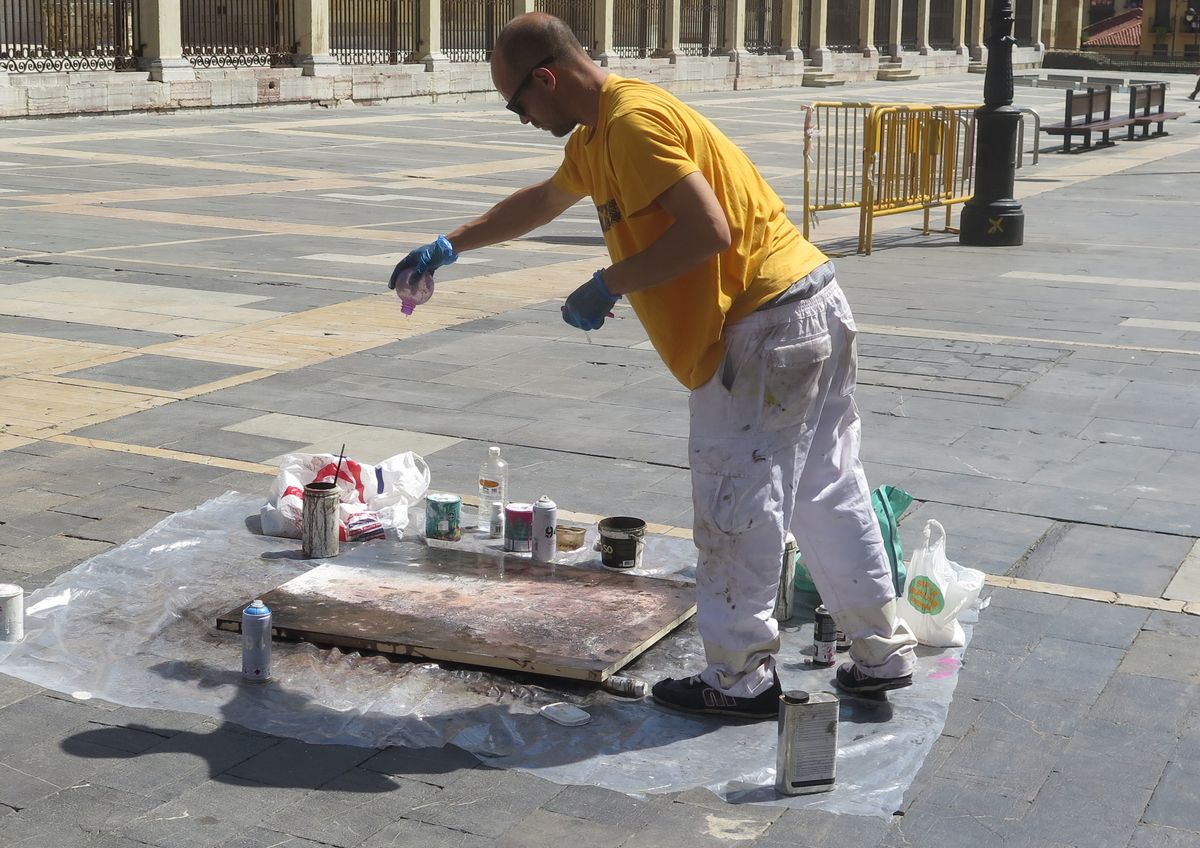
[389, 235, 458, 288]
[562, 271, 619, 331]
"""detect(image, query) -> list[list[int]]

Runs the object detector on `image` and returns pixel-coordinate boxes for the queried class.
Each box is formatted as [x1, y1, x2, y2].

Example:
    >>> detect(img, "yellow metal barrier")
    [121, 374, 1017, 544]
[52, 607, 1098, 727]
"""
[801, 101, 981, 255]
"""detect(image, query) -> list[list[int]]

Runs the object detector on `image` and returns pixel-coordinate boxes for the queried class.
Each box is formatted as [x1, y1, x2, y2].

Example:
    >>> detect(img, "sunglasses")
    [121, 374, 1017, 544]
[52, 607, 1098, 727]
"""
[506, 55, 555, 116]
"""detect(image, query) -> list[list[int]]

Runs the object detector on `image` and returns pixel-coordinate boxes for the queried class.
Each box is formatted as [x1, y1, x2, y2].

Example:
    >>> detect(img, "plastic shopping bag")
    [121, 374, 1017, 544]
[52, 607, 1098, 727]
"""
[897, 519, 985, 647]
[260, 451, 430, 542]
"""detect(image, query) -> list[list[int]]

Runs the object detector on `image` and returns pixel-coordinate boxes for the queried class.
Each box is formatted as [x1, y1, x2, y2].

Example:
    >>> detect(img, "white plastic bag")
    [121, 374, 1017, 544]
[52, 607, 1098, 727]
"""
[260, 451, 430, 541]
[897, 519, 985, 648]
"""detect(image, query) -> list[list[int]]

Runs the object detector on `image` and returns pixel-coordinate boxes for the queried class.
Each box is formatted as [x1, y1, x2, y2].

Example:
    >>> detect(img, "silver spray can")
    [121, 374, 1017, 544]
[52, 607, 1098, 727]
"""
[532, 495, 557, 562]
[241, 599, 273, 683]
[812, 604, 837, 667]
[0, 583, 24, 643]
[776, 690, 838, 796]
[774, 533, 798, 621]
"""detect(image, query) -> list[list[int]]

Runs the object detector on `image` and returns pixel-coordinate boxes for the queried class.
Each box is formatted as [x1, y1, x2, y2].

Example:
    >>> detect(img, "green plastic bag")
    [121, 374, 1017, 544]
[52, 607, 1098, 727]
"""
[794, 485, 914, 598]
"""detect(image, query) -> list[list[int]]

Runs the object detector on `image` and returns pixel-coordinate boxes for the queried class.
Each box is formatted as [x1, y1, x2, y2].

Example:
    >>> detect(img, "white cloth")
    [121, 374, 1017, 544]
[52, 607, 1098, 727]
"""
[689, 278, 916, 697]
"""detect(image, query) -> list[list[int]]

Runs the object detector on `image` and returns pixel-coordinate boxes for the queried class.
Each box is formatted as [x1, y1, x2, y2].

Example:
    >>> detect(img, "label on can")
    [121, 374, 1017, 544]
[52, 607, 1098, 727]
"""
[776, 691, 838, 796]
[504, 503, 534, 552]
[425, 493, 462, 542]
[813, 604, 838, 667]
[532, 496, 557, 562]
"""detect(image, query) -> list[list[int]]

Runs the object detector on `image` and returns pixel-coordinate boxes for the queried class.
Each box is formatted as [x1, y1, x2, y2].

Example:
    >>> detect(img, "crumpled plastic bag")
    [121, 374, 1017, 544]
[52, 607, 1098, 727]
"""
[260, 452, 430, 541]
[897, 519, 985, 648]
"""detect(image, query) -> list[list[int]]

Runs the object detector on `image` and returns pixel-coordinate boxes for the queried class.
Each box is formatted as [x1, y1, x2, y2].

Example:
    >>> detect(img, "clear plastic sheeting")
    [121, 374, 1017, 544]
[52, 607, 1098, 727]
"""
[0, 493, 979, 817]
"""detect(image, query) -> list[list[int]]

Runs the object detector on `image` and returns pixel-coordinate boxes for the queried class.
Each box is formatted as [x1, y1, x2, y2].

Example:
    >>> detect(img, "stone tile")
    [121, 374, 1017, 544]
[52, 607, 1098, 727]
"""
[1019, 771, 1148, 846]
[224, 738, 376, 789]
[1054, 717, 1173, 792]
[539, 783, 671, 829]
[0, 782, 160, 845]
[63, 354, 254, 392]
[362, 818, 497, 847]
[1118, 631, 1200, 685]
[621, 800, 778, 847]
[755, 805, 893, 848]
[1129, 824, 1200, 848]
[1013, 523, 1189, 598]
[360, 744, 480, 787]
[495, 809, 631, 848]
[216, 828, 332, 848]
[402, 768, 561, 839]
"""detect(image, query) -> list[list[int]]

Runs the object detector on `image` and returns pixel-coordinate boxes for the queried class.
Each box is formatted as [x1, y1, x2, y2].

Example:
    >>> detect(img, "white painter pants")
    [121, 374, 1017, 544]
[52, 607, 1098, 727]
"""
[689, 276, 917, 697]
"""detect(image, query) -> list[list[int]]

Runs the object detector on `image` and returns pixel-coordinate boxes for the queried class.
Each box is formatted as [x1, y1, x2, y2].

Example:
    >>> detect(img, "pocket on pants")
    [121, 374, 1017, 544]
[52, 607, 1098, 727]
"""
[762, 334, 831, 431]
[691, 442, 778, 539]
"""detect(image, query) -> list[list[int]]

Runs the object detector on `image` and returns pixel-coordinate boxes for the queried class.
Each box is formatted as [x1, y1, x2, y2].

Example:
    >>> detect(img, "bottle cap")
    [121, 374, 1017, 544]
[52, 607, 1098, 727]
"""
[400, 298, 416, 315]
[781, 690, 811, 705]
[489, 446, 501, 457]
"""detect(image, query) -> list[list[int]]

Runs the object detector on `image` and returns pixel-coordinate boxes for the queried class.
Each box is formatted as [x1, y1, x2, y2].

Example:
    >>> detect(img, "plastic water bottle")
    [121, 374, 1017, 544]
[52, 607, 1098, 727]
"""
[478, 446, 508, 537]
[390, 266, 436, 316]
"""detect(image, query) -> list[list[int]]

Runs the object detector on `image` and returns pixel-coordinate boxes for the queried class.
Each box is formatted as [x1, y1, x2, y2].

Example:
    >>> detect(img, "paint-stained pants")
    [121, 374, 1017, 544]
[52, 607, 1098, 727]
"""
[689, 276, 917, 698]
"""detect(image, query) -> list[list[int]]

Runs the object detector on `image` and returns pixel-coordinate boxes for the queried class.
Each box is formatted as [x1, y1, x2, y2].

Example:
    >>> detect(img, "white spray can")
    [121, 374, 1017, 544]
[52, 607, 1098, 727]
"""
[241, 600, 273, 683]
[532, 495, 557, 562]
[0, 584, 24, 642]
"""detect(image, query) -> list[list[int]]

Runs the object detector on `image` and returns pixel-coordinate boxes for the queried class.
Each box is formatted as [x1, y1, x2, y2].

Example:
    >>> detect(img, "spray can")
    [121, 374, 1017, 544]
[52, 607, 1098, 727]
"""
[241, 600, 273, 683]
[0, 584, 24, 643]
[775, 690, 838, 796]
[774, 533, 797, 621]
[602, 675, 648, 698]
[812, 604, 837, 667]
[532, 496, 557, 562]
[504, 503, 534, 553]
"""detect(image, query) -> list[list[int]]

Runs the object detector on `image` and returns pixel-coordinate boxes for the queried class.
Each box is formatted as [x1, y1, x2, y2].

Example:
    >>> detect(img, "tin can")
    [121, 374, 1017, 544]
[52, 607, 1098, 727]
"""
[602, 675, 648, 698]
[0, 583, 24, 643]
[774, 533, 797, 621]
[836, 629, 852, 652]
[775, 690, 838, 796]
[532, 496, 557, 562]
[504, 503, 534, 552]
[812, 604, 837, 667]
[425, 493, 462, 542]
[241, 600, 273, 683]
[302, 481, 339, 559]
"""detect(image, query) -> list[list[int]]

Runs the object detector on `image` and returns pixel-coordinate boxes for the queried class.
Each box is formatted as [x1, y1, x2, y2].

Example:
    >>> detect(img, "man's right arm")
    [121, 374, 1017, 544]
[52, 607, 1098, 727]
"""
[447, 179, 583, 253]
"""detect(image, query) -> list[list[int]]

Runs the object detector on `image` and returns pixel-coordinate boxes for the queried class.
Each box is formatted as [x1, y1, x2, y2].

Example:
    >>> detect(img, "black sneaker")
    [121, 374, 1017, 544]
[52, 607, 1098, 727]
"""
[834, 663, 912, 696]
[651, 673, 781, 719]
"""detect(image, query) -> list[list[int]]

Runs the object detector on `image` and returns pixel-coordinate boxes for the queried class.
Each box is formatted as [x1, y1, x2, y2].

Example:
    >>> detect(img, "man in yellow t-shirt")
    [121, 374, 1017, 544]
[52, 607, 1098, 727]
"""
[392, 13, 916, 720]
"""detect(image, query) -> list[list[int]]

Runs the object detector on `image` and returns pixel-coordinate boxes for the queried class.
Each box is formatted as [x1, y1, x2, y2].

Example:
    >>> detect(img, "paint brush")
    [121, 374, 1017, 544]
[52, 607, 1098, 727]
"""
[333, 443, 346, 483]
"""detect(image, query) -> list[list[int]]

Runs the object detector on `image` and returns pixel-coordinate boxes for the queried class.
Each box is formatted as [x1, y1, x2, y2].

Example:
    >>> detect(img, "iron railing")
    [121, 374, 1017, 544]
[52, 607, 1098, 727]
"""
[330, 0, 420, 64]
[181, 0, 296, 67]
[443, 0, 511, 61]
[901, 0, 918, 49]
[873, 0, 889, 51]
[827, 0, 857, 51]
[680, 0, 724, 55]
[1, 0, 140, 71]
[744, 0, 782, 54]
[929, 0, 954, 48]
[613, 0, 662, 58]
[536, 0, 592, 52]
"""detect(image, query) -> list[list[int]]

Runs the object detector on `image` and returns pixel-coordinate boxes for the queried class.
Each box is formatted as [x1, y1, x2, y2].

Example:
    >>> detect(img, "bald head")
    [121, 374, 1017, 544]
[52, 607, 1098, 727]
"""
[491, 13, 589, 84]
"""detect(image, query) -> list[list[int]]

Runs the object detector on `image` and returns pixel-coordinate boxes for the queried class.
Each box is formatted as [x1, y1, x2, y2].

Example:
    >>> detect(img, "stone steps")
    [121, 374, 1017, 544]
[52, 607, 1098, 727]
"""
[802, 71, 847, 87]
[877, 66, 922, 81]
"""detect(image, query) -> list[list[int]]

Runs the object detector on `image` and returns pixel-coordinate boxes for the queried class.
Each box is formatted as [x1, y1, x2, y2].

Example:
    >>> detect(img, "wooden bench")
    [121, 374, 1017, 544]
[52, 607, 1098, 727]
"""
[1043, 86, 1135, 153]
[1126, 82, 1185, 140]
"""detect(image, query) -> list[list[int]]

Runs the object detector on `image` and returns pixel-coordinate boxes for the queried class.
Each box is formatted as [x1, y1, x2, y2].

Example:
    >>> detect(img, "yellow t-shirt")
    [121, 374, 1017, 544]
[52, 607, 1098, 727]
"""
[551, 75, 827, 389]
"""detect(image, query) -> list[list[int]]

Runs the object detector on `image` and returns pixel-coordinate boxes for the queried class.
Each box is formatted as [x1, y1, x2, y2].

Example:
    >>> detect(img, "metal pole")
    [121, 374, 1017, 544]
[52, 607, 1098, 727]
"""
[958, 0, 1024, 246]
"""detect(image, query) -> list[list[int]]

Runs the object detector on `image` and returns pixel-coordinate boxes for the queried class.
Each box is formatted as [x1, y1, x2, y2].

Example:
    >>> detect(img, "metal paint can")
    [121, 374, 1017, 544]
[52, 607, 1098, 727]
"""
[425, 493, 462, 542]
[775, 690, 838, 796]
[302, 481, 339, 559]
[774, 533, 797, 621]
[532, 496, 557, 562]
[503, 503, 534, 552]
[812, 604, 837, 667]
[0, 583, 24, 643]
[241, 600, 273, 683]
[602, 675, 648, 698]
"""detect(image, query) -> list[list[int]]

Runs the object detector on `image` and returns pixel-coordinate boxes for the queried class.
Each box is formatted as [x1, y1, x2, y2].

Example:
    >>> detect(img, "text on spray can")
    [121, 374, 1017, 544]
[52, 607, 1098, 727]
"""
[242, 599, 273, 683]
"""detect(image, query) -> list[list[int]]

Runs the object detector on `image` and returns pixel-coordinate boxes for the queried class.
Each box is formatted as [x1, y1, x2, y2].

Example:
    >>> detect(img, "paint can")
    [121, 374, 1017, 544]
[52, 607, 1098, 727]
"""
[602, 675, 648, 698]
[504, 503, 534, 552]
[774, 533, 797, 621]
[302, 481, 339, 559]
[597, 516, 646, 569]
[532, 496, 557, 562]
[812, 604, 837, 667]
[775, 690, 838, 796]
[425, 493, 462, 542]
[0, 584, 24, 643]
[241, 600, 273, 683]
[836, 629, 852, 652]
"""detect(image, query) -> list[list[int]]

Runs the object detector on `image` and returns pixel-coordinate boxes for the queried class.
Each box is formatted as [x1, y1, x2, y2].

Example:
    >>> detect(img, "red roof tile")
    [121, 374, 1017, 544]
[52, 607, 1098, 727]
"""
[1083, 9, 1143, 48]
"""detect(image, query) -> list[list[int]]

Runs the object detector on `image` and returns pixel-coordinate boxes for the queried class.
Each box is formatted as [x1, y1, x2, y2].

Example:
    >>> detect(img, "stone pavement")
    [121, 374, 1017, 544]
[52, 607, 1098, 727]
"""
[1, 73, 1199, 847]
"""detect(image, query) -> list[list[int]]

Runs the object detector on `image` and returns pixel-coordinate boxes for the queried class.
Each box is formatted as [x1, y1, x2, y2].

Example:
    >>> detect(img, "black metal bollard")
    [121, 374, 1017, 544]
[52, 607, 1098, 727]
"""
[959, 0, 1025, 247]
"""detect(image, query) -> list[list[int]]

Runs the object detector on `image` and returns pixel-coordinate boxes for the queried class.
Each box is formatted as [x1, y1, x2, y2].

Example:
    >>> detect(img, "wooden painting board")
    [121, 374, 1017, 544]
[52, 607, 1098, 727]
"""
[217, 547, 696, 682]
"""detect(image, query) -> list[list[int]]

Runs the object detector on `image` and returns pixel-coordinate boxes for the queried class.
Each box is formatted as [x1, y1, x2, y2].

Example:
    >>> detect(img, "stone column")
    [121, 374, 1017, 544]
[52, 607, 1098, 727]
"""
[1028, 0, 1044, 50]
[809, 0, 832, 66]
[654, 0, 684, 60]
[969, 0, 987, 61]
[861, 0, 880, 57]
[889, 0, 903, 58]
[295, 0, 340, 76]
[953, 0, 969, 54]
[138, 0, 196, 81]
[917, 0, 932, 54]
[593, 0, 618, 64]
[781, 0, 804, 59]
[1054, 0, 1084, 50]
[724, 0, 747, 57]
[1041, 0, 1058, 48]
[413, 0, 447, 68]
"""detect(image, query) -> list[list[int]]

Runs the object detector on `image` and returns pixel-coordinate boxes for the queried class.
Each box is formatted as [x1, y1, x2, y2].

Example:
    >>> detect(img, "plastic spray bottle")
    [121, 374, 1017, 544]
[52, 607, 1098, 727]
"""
[391, 266, 437, 316]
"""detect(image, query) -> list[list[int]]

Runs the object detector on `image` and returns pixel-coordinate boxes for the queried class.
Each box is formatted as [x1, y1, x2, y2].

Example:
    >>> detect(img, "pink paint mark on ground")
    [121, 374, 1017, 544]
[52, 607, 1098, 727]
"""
[928, 657, 962, 679]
